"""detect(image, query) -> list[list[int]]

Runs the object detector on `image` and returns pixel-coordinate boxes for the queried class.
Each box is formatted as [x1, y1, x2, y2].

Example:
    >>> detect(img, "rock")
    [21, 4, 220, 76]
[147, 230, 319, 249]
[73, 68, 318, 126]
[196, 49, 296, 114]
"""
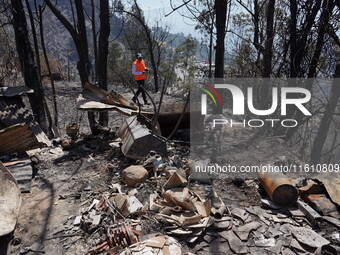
[122, 165, 148, 187]
[73, 216, 82, 226]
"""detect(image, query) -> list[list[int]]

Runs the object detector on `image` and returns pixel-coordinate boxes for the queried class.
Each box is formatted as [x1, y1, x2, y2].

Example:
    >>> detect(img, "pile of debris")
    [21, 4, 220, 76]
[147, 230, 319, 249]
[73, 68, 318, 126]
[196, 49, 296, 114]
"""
[45, 144, 340, 255]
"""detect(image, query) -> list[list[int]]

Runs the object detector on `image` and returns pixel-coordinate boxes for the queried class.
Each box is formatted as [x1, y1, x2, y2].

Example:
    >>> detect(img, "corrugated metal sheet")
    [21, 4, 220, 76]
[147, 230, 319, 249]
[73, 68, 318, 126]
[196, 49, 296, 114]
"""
[0, 95, 34, 128]
[118, 116, 167, 159]
[0, 87, 51, 155]
[0, 123, 50, 156]
[3, 159, 32, 192]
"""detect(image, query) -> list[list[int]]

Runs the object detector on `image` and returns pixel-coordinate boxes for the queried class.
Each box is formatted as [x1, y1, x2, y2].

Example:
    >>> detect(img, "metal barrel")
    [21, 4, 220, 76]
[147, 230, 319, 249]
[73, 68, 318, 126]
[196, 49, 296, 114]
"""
[258, 167, 298, 206]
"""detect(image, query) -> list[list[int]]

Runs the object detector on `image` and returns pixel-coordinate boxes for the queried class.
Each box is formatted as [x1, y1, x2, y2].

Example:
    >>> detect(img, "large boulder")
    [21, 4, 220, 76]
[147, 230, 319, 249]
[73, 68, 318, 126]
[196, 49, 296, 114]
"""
[122, 165, 148, 187]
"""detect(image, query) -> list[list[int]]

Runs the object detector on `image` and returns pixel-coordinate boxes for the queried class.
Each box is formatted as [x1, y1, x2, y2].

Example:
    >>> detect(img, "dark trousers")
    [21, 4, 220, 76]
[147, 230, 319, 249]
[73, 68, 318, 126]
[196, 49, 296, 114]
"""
[133, 79, 147, 103]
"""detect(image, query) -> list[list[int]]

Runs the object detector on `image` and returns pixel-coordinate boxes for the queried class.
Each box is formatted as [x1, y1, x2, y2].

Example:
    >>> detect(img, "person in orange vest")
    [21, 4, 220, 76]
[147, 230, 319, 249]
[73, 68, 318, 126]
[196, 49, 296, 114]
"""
[131, 53, 150, 105]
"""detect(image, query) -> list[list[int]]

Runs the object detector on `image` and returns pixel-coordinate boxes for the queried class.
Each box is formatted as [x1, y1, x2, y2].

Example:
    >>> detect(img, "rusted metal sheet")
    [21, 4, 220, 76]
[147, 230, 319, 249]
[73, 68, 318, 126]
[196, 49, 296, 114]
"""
[258, 168, 298, 206]
[155, 102, 192, 135]
[315, 174, 340, 206]
[118, 116, 167, 159]
[0, 123, 50, 156]
[0, 161, 22, 236]
[82, 82, 138, 110]
[89, 224, 139, 254]
[298, 182, 326, 199]
[0, 86, 51, 155]
[304, 194, 338, 215]
[77, 82, 140, 115]
[143, 102, 203, 136]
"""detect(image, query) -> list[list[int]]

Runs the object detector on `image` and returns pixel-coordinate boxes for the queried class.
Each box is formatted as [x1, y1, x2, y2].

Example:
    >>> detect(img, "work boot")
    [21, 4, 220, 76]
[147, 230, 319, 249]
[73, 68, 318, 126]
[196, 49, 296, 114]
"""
[144, 101, 151, 105]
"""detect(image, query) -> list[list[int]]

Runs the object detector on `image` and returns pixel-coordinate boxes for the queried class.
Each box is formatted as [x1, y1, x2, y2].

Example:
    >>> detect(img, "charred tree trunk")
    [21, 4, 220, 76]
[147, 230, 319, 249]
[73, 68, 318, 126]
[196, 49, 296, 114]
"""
[98, 0, 110, 126]
[208, 28, 213, 78]
[24, 0, 54, 134]
[213, 0, 227, 115]
[74, 0, 96, 131]
[91, 0, 98, 81]
[291, 0, 323, 78]
[307, 0, 335, 79]
[259, 0, 275, 111]
[24, 0, 41, 78]
[289, 0, 298, 78]
[74, 0, 91, 85]
[310, 62, 340, 164]
[285, 0, 335, 140]
[253, 0, 260, 51]
[262, 0, 275, 78]
[11, 0, 47, 132]
[214, 0, 227, 78]
[44, 0, 96, 132]
[39, 5, 58, 126]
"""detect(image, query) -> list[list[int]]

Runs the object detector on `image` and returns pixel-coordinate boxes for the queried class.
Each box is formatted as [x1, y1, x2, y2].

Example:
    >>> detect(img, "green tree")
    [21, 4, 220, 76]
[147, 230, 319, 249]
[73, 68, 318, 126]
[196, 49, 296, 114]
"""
[174, 35, 198, 88]
[107, 41, 127, 82]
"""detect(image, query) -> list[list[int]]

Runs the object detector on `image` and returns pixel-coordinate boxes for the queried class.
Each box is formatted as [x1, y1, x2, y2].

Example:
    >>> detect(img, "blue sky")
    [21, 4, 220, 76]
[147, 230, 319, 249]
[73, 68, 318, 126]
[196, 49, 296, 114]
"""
[137, 0, 201, 37]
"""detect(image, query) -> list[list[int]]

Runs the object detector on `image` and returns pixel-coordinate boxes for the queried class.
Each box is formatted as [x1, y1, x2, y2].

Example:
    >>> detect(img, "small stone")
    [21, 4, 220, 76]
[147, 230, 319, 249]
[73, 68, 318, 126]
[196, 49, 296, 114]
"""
[122, 165, 148, 187]
[91, 215, 101, 226]
[73, 216, 82, 226]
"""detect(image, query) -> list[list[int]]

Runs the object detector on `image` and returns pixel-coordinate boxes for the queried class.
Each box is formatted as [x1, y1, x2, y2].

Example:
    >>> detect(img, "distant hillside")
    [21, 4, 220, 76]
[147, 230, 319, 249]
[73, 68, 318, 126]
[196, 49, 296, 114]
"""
[26, 0, 201, 74]
[27, 0, 122, 72]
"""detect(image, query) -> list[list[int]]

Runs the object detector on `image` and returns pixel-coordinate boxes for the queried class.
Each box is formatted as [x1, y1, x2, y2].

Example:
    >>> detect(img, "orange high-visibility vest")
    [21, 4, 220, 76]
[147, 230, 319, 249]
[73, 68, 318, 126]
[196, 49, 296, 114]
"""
[132, 59, 146, 80]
